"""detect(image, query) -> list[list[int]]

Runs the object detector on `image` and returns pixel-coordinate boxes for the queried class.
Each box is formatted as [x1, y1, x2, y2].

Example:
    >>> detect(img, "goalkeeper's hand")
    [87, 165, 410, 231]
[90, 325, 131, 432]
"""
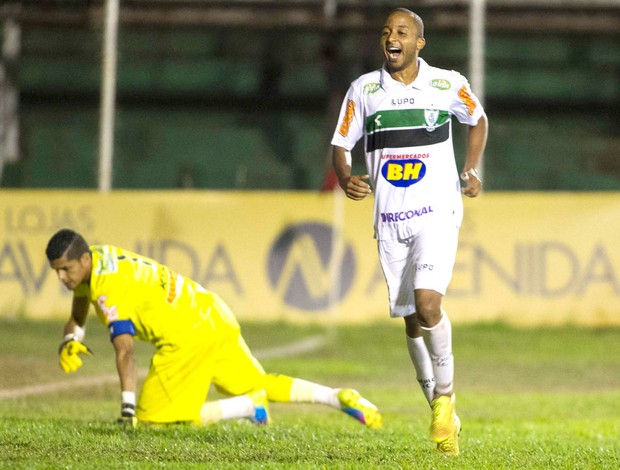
[58, 337, 93, 373]
[117, 403, 138, 428]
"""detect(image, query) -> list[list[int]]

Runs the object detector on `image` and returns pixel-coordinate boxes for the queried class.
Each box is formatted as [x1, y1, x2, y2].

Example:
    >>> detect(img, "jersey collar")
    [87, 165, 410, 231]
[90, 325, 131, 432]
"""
[381, 57, 429, 91]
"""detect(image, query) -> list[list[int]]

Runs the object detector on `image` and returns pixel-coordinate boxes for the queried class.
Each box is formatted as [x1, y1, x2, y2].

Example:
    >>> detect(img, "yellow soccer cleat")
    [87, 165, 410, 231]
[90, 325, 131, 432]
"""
[436, 414, 461, 456]
[337, 388, 383, 430]
[430, 394, 456, 443]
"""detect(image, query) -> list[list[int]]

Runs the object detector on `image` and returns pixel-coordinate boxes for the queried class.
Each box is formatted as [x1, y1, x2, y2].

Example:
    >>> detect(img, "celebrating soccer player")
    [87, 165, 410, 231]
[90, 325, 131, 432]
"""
[330, 8, 488, 455]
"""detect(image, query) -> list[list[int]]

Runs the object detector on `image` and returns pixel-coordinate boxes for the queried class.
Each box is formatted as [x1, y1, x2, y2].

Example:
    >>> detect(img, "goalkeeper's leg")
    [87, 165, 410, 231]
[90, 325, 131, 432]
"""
[199, 389, 270, 425]
[262, 373, 382, 429]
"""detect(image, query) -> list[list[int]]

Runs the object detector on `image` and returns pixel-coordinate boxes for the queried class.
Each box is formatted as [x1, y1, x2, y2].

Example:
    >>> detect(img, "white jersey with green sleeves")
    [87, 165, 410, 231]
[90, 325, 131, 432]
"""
[331, 58, 485, 241]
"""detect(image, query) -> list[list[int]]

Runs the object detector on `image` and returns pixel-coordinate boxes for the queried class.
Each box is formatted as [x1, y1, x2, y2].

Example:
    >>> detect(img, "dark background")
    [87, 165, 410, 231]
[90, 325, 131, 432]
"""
[1, 0, 618, 190]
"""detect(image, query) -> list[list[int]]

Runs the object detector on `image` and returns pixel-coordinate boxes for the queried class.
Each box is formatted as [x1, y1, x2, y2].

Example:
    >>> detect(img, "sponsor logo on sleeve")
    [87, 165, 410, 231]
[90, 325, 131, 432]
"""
[97, 295, 119, 323]
[338, 99, 356, 137]
[458, 85, 477, 115]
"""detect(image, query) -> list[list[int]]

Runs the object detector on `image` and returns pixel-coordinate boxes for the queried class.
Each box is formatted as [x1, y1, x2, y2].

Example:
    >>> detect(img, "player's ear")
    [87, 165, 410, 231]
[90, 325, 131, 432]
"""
[80, 250, 92, 267]
[417, 37, 426, 51]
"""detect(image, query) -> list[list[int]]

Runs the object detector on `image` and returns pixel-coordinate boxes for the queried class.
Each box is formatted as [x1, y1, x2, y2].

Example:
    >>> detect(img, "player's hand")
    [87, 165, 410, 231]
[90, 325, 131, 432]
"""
[117, 403, 138, 428]
[58, 339, 93, 373]
[460, 168, 482, 198]
[342, 174, 372, 201]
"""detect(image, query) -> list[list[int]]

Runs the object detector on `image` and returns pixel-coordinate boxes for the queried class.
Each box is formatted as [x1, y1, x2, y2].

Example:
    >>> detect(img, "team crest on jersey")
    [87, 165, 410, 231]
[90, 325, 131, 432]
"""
[424, 108, 439, 132]
[429, 78, 451, 90]
[363, 82, 381, 95]
[382, 159, 427, 187]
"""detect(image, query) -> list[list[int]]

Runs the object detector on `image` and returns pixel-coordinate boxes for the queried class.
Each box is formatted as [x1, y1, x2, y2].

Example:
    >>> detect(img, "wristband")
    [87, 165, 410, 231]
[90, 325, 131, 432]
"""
[64, 325, 85, 343]
[464, 168, 482, 182]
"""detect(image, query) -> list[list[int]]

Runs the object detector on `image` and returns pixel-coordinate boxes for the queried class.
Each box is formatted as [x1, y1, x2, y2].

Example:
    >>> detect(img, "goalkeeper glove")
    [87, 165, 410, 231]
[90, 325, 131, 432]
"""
[117, 402, 138, 428]
[58, 336, 93, 373]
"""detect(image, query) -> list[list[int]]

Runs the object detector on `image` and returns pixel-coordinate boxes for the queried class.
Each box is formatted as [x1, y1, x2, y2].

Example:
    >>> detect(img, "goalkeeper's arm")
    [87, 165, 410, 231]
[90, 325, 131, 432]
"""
[111, 322, 138, 427]
[63, 295, 90, 337]
[58, 295, 93, 373]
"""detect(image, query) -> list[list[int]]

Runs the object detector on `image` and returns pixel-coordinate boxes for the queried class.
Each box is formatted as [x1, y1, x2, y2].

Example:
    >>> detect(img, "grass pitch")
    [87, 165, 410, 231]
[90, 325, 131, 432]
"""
[0, 318, 619, 469]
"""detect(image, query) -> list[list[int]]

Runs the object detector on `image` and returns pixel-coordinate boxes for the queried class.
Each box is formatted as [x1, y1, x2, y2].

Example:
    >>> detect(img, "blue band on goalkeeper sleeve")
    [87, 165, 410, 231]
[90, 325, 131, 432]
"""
[109, 320, 136, 340]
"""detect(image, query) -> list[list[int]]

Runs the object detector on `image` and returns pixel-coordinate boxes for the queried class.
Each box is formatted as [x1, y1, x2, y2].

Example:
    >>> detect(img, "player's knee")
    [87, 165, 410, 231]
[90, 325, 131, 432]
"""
[414, 296, 442, 327]
[403, 314, 420, 337]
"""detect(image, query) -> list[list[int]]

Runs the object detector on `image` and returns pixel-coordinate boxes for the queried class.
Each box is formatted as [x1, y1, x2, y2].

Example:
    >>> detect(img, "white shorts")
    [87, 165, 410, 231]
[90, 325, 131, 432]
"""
[378, 222, 459, 318]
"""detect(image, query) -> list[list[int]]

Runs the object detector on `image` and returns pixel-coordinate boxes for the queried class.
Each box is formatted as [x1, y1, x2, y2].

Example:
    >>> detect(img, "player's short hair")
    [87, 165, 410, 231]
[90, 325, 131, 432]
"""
[46, 229, 90, 262]
[389, 8, 424, 39]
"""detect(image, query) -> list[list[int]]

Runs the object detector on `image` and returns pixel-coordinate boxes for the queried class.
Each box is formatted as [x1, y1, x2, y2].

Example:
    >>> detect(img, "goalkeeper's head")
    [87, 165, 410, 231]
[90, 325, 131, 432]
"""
[46, 229, 92, 291]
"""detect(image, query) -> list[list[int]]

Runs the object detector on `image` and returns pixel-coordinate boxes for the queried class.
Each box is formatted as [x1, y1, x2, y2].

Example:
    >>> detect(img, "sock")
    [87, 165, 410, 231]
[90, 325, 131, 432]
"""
[263, 373, 340, 408]
[199, 395, 254, 425]
[420, 311, 454, 397]
[406, 335, 435, 405]
[290, 378, 340, 408]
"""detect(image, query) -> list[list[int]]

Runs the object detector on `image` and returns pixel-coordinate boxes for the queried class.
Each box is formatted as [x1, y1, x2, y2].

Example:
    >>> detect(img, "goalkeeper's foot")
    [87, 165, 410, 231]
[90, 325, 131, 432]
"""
[430, 394, 456, 443]
[337, 388, 383, 430]
[117, 415, 139, 428]
[436, 414, 461, 456]
[248, 389, 271, 425]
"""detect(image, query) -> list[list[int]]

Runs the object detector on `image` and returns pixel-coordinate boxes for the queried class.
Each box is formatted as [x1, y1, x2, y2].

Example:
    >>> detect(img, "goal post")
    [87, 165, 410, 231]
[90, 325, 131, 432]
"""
[98, 0, 120, 192]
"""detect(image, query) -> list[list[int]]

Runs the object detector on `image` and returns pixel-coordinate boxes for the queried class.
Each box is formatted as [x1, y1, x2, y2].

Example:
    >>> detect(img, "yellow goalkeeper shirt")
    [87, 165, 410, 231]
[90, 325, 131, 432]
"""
[75, 245, 215, 347]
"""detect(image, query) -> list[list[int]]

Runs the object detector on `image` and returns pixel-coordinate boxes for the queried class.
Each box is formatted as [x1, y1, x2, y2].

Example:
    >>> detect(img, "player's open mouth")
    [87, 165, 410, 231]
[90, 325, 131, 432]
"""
[387, 46, 402, 60]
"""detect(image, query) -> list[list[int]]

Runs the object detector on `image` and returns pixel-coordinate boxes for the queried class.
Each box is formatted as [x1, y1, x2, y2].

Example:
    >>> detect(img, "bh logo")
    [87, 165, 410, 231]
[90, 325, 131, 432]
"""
[382, 159, 426, 187]
[267, 222, 355, 311]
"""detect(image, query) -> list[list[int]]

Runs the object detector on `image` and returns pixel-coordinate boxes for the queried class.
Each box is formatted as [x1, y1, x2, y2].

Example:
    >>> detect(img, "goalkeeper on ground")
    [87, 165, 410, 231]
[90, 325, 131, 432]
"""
[47, 228, 381, 429]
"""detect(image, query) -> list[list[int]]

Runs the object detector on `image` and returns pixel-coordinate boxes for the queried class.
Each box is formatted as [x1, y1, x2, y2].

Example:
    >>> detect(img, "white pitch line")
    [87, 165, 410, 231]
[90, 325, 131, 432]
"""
[254, 334, 325, 359]
[0, 335, 326, 400]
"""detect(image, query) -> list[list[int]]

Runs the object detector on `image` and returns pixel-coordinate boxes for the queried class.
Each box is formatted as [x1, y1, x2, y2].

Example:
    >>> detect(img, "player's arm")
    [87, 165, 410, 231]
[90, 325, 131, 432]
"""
[63, 295, 90, 338]
[111, 322, 138, 426]
[461, 113, 488, 198]
[332, 145, 372, 201]
[58, 295, 93, 373]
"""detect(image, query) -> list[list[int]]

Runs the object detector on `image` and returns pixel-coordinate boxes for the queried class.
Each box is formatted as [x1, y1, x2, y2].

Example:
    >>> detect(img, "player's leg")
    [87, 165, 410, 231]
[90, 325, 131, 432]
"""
[200, 389, 270, 425]
[378, 238, 435, 405]
[404, 315, 435, 405]
[261, 373, 382, 429]
[414, 292, 453, 398]
[412, 223, 460, 454]
[205, 290, 381, 428]
[417, 299, 460, 454]
[200, 334, 270, 425]
[137, 341, 217, 425]
[200, 293, 271, 425]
